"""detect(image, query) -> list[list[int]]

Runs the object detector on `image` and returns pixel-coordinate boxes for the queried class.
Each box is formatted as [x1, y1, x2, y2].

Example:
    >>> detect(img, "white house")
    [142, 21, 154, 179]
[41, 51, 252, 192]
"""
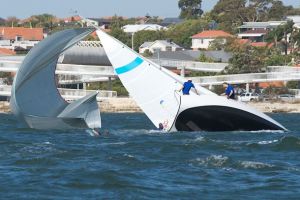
[191, 30, 233, 50]
[139, 40, 183, 54]
[122, 24, 167, 34]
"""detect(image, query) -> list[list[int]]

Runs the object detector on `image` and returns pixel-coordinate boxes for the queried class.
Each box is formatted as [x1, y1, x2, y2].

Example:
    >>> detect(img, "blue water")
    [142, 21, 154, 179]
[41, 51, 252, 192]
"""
[0, 113, 300, 199]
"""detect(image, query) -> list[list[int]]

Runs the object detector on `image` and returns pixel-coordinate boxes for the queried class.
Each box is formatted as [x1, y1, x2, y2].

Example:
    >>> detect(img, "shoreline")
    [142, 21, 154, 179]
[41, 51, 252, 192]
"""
[2, 99, 300, 114]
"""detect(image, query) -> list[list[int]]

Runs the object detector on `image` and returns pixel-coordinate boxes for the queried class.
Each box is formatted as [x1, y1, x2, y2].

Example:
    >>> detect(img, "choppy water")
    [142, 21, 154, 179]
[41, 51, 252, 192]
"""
[0, 113, 300, 199]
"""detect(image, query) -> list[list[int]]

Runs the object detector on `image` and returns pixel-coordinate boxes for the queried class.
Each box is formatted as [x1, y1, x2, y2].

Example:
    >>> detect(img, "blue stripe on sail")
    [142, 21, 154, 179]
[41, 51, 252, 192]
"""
[115, 57, 144, 75]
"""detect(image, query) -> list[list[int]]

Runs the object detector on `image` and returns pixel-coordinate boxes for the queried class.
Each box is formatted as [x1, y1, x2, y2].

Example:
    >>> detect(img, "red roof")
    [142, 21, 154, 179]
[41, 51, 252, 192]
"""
[0, 48, 16, 55]
[0, 27, 44, 41]
[192, 30, 233, 38]
[237, 39, 250, 45]
[250, 42, 273, 48]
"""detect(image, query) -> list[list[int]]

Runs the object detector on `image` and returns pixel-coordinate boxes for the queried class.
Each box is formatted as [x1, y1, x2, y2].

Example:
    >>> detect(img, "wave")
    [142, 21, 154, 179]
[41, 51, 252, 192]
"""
[238, 161, 275, 170]
[192, 155, 230, 167]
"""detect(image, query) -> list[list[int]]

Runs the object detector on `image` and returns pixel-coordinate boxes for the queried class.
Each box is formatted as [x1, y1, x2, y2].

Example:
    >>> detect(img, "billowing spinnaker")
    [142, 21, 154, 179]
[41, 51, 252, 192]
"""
[11, 28, 101, 130]
[96, 30, 185, 129]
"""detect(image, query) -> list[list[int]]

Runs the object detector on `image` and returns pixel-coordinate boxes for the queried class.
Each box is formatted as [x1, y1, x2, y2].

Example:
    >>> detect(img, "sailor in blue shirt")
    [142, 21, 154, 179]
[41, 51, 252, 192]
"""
[223, 82, 235, 99]
[180, 80, 198, 95]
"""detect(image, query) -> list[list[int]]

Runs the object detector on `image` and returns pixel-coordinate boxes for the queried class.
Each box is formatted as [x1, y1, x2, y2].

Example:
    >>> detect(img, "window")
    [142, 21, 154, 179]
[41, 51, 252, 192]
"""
[16, 36, 23, 41]
[165, 46, 172, 51]
[201, 39, 204, 44]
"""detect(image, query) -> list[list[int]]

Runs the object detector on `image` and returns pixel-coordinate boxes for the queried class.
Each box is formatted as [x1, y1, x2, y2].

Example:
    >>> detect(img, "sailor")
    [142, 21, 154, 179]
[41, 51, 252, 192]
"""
[179, 79, 198, 95]
[158, 123, 164, 130]
[158, 120, 169, 131]
[223, 82, 235, 100]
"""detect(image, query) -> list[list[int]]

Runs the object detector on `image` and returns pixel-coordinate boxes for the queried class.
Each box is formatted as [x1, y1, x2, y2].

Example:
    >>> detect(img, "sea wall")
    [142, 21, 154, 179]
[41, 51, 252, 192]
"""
[2, 98, 300, 114]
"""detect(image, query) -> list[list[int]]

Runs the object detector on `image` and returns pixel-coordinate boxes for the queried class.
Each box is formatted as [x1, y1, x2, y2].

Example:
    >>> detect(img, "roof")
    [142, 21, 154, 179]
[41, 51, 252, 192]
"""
[122, 24, 167, 33]
[140, 40, 182, 49]
[140, 42, 153, 48]
[237, 39, 251, 45]
[0, 48, 16, 55]
[0, 27, 44, 40]
[192, 30, 233, 39]
[239, 21, 286, 29]
[250, 42, 273, 48]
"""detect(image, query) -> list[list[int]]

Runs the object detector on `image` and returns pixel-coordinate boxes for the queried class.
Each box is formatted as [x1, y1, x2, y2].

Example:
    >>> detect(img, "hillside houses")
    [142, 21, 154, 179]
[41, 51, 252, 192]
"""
[0, 27, 44, 53]
[191, 30, 233, 50]
[139, 40, 183, 54]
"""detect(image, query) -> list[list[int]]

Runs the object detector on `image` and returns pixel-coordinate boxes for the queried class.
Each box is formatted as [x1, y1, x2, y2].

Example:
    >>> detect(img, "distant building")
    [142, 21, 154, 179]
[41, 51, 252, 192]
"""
[88, 18, 113, 30]
[191, 30, 233, 50]
[237, 29, 268, 42]
[122, 24, 167, 34]
[160, 18, 183, 27]
[237, 21, 286, 42]
[0, 27, 44, 53]
[139, 40, 183, 53]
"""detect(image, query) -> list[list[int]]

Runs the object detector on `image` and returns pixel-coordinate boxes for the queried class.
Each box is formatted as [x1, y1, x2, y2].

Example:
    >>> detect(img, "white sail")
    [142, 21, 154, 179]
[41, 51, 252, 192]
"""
[96, 29, 286, 132]
[97, 30, 196, 130]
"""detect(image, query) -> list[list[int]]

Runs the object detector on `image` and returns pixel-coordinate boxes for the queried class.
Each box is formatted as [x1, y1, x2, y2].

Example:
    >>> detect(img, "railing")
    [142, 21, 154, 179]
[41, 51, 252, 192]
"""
[151, 59, 228, 72]
[58, 88, 117, 100]
[267, 66, 300, 73]
[193, 72, 300, 86]
[0, 85, 118, 99]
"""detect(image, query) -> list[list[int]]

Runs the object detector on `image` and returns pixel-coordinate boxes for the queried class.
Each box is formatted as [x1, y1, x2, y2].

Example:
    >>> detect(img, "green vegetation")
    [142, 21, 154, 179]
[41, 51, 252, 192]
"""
[178, 0, 203, 19]
[87, 79, 129, 96]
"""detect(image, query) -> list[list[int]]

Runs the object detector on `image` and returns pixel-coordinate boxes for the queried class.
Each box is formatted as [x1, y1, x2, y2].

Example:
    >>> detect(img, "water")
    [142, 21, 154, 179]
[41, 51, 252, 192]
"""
[0, 113, 300, 199]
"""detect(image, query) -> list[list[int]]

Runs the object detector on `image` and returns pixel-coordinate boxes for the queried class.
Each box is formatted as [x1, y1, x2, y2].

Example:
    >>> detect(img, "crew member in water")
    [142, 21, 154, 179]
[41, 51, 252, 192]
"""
[223, 82, 235, 100]
[179, 79, 198, 95]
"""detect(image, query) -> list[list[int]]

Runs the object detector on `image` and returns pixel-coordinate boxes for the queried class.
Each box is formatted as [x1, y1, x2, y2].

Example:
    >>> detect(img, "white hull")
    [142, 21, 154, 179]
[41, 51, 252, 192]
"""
[169, 94, 286, 132]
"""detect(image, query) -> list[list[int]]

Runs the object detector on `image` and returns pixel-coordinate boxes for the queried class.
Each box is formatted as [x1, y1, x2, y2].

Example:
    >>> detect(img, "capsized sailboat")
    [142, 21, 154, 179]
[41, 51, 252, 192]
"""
[10, 28, 101, 130]
[96, 29, 286, 132]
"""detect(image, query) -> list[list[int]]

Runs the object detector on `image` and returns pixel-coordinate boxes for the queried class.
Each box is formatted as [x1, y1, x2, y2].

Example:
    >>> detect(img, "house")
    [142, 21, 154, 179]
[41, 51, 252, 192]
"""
[237, 29, 268, 42]
[139, 40, 183, 54]
[191, 30, 233, 50]
[0, 27, 44, 52]
[122, 24, 167, 34]
[88, 18, 113, 30]
[238, 21, 286, 42]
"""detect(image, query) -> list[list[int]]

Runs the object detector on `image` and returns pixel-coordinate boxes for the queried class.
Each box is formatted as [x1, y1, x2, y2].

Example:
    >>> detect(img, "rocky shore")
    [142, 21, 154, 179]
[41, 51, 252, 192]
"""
[1, 99, 300, 114]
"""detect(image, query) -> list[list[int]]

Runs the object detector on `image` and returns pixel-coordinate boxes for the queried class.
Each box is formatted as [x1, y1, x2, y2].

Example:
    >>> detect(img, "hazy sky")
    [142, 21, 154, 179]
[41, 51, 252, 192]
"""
[0, 0, 298, 18]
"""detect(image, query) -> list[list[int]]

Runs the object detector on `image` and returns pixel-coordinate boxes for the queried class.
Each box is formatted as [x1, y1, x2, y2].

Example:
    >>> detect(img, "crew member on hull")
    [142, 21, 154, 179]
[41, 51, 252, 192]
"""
[223, 82, 235, 100]
[179, 79, 198, 95]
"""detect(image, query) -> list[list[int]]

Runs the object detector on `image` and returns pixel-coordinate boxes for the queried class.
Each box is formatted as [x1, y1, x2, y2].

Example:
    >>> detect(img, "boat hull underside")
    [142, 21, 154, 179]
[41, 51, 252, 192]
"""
[175, 106, 284, 132]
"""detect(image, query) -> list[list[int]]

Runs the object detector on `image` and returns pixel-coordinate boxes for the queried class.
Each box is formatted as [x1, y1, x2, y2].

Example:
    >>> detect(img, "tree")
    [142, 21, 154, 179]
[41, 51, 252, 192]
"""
[5, 16, 19, 27]
[166, 19, 210, 48]
[178, 0, 203, 19]
[210, 0, 248, 33]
